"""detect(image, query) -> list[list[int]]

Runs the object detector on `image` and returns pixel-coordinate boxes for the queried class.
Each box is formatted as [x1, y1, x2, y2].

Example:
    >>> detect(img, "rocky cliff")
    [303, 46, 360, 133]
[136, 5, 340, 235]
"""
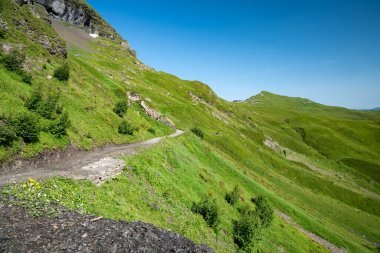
[16, 0, 125, 43]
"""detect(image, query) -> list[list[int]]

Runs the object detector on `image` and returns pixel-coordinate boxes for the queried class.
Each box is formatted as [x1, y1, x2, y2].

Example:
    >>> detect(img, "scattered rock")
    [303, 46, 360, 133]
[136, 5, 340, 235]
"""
[121, 41, 136, 57]
[0, 203, 214, 253]
[127, 92, 141, 102]
[78, 157, 126, 186]
[140, 101, 161, 120]
[127, 92, 176, 129]
[263, 136, 282, 153]
[188, 91, 210, 106]
[47, 75, 52, 80]
[37, 34, 53, 52]
[133, 60, 151, 71]
[33, 33, 67, 57]
[187, 92, 230, 124]
[1, 44, 13, 54]
[121, 41, 129, 49]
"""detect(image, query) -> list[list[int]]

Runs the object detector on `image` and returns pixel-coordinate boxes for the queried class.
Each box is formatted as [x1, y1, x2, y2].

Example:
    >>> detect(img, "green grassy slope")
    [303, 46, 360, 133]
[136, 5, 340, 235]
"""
[1, 0, 379, 252]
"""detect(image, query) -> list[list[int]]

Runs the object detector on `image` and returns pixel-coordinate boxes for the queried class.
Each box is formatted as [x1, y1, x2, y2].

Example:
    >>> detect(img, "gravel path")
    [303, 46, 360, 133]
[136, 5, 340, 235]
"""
[0, 202, 213, 253]
[0, 130, 184, 186]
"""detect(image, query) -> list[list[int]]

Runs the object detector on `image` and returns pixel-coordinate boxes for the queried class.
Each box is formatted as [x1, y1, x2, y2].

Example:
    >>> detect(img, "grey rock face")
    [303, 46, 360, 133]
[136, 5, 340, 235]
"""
[14, 0, 134, 55]
[14, 0, 31, 5]
[32, 0, 123, 43]
[35, 0, 94, 32]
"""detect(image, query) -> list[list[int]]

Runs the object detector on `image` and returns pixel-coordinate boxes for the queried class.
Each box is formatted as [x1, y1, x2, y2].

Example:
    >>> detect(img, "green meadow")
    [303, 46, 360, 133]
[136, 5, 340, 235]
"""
[1, 0, 379, 252]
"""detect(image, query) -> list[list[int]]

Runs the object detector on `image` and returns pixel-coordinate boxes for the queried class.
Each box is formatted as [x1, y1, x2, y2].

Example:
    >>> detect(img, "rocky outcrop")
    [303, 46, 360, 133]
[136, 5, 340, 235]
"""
[121, 41, 136, 57]
[188, 91, 230, 124]
[126, 92, 176, 129]
[24, 0, 124, 43]
[140, 100, 176, 129]
[127, 92, 141, 102]
[14, 0, 135, 56]
[36, 34, 67, 57]
[263, 136, 282, 153]
[140, 101, 161, 120]
[133, 60, 152, 71]
[188, 91, 212, 106]
[5, 1, 67, 57]
[1, 44, 13, 54]
[35, 0, 93, 30]
[14, 0, 32, 5]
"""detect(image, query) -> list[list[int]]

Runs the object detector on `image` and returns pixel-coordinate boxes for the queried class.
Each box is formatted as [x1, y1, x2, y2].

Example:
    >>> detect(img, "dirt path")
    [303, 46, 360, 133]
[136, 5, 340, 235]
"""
[276, 211, 348, 253]
[0, 130, 184, 186]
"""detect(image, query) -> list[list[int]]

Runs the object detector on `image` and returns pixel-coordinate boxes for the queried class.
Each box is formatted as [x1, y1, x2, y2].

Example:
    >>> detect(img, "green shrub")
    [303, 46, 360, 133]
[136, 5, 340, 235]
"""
[36, 93, 60, 119]
[0, 29, 6, 38]
[147, 128, 156, 135]
[0, 120, 17, 146]
[233, 207, 262, 251]
[113, 101, 129, 117]
[55, 104, 63, 115]
[12, 113, 40, 143]
[53, 63, 69, 81]
[253, 196, 274, 228]
[118, 121, 134, 135]
[225, 186, 240, 205]
[25, 89, 43, 111]
[294, 127, 306, 141]
[21, 71, 32, 84]
[49, 111, 71, 137]
[114, 86, 126, 98]
[191, 198, 220, 230]
[25, 90, 60, 119]
[191, 127, 204, 139]
[1, 50, 25, 72]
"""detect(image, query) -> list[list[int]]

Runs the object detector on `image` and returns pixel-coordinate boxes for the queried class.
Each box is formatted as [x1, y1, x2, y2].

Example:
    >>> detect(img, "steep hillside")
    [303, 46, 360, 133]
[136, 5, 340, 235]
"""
[1, 0, 379, 252]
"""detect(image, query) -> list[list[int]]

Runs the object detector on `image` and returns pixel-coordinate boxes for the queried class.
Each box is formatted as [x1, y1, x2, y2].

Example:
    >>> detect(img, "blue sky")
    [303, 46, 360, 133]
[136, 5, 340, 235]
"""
[87, 0, 380, 109]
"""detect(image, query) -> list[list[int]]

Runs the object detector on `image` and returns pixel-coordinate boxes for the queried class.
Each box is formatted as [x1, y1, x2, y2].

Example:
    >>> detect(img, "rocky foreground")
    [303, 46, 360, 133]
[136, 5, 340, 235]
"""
[0, 202, 213, 253]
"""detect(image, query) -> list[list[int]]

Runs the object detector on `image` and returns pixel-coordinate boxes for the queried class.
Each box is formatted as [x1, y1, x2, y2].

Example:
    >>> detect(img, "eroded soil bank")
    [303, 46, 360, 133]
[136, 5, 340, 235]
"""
[0, 199, 213, 253]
